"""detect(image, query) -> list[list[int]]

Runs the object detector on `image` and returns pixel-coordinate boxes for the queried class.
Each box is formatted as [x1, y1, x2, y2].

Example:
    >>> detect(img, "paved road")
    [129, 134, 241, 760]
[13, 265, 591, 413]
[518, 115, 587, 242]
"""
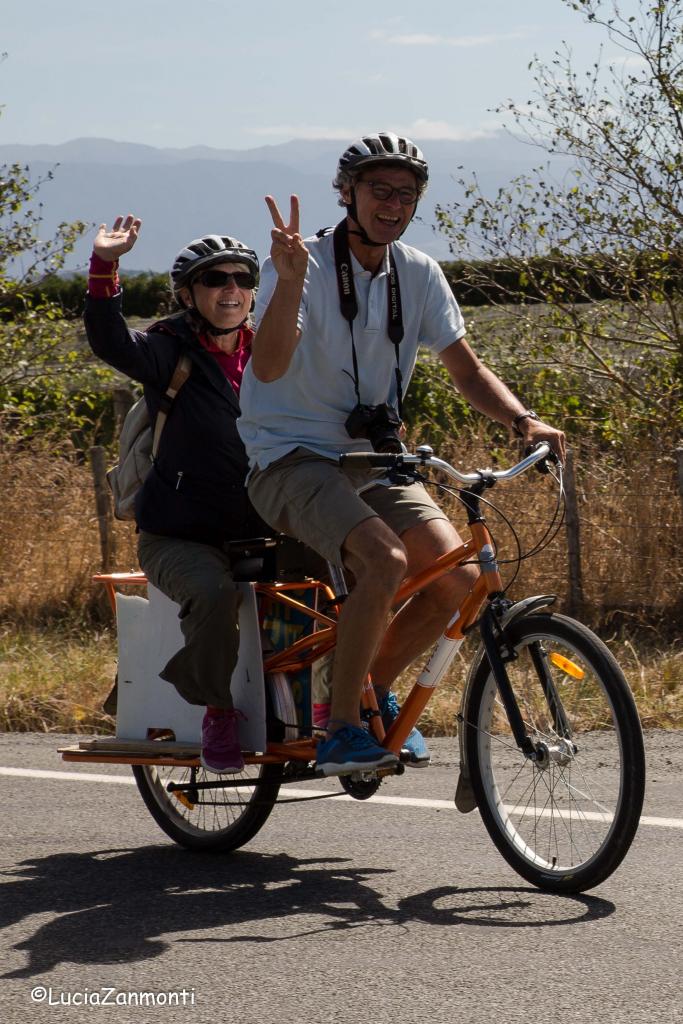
[1, 732, 682, 1024]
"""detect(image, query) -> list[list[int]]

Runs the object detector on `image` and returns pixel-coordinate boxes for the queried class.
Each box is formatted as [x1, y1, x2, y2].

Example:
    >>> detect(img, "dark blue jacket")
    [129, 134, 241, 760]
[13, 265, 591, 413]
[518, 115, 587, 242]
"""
[84, 292, 266, 545]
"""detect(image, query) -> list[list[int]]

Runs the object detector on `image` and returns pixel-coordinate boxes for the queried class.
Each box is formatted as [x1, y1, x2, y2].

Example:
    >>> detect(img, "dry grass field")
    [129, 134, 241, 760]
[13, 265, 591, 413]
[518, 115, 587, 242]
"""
[1, 426, 681, 734]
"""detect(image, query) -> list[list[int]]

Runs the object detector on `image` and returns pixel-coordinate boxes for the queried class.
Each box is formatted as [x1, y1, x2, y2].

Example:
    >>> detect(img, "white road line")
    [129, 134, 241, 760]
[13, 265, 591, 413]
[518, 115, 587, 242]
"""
[284, 788, 683, 829]
[0, 766, 135, 785]
[2, 766, 681, 830]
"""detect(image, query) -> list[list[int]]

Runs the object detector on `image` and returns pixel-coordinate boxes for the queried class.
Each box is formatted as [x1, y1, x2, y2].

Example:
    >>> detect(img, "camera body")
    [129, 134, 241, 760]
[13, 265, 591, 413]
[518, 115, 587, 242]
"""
[345, 402, 402, 453]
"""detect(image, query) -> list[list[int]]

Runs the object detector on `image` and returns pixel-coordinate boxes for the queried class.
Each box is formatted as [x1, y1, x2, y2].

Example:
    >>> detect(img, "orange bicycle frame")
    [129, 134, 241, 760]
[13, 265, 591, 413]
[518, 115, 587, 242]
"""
[78, 518, 501, 770]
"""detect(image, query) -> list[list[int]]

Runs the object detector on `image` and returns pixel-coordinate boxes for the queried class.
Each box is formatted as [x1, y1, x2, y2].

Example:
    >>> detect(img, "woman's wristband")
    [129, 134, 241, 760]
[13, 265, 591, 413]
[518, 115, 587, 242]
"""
[88, 252, 120, 297]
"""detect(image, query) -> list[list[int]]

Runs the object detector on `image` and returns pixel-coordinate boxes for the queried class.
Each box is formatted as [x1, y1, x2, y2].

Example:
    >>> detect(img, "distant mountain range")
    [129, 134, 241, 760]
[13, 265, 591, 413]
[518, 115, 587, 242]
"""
[1, 134, 565, 272]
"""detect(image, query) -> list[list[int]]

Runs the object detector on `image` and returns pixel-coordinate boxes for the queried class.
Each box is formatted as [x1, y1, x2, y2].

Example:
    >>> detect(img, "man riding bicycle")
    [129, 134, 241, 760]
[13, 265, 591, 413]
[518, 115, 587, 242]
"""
[237, 131, 565, 777]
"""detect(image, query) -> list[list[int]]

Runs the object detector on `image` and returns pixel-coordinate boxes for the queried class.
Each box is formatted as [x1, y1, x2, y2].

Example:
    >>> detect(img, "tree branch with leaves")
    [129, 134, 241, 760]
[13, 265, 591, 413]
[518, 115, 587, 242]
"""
[436, 0, 682, 442]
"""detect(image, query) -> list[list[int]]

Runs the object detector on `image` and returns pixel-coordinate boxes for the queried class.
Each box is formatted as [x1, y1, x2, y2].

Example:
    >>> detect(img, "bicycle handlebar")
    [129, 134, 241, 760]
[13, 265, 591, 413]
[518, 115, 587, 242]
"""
[339, 443, 553, 485]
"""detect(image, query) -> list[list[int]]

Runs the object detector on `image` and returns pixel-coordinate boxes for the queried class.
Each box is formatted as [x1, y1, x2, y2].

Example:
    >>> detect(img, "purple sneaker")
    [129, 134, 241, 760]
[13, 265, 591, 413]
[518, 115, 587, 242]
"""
[200, 709, 245, 774]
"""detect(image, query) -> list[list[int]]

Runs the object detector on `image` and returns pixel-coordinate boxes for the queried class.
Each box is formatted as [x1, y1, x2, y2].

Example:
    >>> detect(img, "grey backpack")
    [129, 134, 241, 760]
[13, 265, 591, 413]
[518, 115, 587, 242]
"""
[107, 354, 192, 521]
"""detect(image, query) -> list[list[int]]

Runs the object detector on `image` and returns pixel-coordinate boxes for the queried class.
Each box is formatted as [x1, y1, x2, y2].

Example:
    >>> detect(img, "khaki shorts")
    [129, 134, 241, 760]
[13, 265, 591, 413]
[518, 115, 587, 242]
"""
[247, 447, 449, 565]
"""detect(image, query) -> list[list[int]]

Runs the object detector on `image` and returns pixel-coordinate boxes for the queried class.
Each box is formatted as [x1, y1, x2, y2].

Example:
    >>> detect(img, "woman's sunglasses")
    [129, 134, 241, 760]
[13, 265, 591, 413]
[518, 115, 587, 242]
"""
[195, 269, 256, 289]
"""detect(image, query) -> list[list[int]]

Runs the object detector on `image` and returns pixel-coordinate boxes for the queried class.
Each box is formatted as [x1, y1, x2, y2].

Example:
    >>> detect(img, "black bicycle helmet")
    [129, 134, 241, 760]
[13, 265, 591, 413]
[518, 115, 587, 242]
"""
[337, 132, 429, 185]
[170, 234, 259, 296]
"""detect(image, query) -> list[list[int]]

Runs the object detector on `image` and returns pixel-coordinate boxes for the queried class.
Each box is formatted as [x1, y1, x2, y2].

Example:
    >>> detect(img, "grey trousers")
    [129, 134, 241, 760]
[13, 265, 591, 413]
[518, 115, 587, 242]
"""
[137, 532, 240, 709]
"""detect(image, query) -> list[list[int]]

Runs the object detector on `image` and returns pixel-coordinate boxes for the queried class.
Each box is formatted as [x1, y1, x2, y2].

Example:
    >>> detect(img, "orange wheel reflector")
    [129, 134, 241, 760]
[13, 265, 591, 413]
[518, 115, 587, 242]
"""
[173, 791, 195, 811]
[549, 652, 585, 679]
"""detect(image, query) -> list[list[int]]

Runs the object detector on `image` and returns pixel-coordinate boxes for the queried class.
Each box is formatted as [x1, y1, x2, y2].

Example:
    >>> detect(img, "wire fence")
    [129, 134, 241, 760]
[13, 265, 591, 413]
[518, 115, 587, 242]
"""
[0, 429, 681, 635]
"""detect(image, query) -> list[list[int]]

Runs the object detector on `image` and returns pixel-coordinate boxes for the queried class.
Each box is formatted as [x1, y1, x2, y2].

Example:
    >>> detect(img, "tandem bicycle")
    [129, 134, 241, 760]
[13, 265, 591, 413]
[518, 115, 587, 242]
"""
[60, 442, 646, 894]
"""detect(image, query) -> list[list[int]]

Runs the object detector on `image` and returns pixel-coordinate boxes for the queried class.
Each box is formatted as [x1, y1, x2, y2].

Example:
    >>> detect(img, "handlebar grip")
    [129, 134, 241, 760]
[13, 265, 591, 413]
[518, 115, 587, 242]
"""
[339, 452, 400, 469]
[524, 442, 556, 474]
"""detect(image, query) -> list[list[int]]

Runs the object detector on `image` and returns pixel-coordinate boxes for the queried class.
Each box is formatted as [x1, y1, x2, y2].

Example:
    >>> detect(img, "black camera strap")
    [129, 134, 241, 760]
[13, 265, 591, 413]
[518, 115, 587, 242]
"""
[332, 220, 405, 417]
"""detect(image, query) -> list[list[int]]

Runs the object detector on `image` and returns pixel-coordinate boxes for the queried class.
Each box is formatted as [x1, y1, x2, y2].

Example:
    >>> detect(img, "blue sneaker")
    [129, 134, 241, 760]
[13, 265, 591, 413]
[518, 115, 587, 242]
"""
[316, 725, 399, 777]
[378, 691, 431, 767]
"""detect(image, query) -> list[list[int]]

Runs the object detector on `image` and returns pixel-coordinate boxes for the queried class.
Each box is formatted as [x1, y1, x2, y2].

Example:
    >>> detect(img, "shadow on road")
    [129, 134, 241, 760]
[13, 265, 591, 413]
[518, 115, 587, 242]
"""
[1, 846, 615, 978]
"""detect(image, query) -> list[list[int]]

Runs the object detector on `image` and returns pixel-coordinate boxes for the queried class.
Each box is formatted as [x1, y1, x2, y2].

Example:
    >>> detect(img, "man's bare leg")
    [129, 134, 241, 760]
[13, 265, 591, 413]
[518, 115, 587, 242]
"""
[326, 516, 407, 731]
[370, 518, 480, 694]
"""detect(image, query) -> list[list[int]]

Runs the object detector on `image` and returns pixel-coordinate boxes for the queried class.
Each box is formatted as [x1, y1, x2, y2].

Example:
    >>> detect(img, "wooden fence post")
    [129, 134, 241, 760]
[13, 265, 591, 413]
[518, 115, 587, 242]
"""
[113, 386, 135, 433]
[89, 445, 115, 573]
[564, 448, 584, 617]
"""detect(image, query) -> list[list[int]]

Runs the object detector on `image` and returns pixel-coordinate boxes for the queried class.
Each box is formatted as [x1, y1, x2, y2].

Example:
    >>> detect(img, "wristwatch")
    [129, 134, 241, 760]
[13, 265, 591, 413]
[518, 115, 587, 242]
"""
[511, 410, 540, 436]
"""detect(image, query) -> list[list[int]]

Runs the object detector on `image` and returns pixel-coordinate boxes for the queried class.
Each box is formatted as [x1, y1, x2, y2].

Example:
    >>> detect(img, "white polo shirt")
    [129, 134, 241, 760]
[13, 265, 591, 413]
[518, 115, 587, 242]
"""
[237, 230, 466, 471]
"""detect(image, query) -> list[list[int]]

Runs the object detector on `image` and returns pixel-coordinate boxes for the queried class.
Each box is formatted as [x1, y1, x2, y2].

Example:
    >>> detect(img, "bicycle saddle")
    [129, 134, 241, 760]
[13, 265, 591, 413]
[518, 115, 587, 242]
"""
[226, 534, 327, 583]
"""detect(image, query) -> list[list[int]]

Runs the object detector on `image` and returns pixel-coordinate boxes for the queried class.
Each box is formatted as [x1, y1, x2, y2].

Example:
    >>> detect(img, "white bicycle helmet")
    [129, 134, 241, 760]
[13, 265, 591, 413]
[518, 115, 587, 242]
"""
[337, 132, 429, 185]
[170, 235, 259, 296]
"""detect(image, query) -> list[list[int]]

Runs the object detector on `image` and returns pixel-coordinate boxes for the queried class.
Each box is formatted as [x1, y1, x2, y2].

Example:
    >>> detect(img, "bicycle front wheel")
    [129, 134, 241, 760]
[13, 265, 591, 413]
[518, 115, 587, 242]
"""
[133, 760, 281, 852]
[464, 612, 645, 892]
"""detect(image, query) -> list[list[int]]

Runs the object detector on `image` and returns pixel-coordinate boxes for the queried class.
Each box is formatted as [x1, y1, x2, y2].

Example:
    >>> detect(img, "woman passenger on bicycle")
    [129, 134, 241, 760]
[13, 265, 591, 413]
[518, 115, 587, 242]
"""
[84, 215, 267, 775]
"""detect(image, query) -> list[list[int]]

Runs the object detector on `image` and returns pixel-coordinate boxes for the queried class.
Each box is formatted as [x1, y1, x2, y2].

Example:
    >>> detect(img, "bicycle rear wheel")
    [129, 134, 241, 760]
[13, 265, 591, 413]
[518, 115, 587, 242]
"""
[464, 612, 645, 892]
[133, 760, 281, 852]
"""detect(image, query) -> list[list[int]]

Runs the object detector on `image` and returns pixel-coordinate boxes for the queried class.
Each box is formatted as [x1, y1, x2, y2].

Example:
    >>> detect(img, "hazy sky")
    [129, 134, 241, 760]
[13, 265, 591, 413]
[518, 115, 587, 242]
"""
[3, 0, 641, 150]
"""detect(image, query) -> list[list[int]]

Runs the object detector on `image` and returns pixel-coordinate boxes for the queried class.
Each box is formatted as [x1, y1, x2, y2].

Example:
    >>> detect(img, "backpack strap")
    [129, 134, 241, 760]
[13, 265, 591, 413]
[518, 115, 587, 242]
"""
[150, 353, 192, 460]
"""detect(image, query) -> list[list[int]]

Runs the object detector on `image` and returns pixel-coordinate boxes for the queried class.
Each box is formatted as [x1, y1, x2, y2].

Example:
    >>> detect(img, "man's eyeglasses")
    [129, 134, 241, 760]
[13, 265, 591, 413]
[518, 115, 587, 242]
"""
[195, 269, 256, 289]
[359, 180, 419, 206]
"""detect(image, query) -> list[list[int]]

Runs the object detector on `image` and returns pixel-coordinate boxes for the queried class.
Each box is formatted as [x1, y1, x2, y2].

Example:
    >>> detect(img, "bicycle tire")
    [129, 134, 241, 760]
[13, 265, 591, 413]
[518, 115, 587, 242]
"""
[464, 612, 645, 893]
[133, 759, 281, 852]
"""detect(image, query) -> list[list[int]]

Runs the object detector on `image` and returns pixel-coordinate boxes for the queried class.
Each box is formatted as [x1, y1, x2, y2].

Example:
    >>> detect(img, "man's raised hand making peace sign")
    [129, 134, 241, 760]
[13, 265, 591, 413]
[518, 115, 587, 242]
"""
[265, 194, 309, 282]
[251, 194, 309, 382]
